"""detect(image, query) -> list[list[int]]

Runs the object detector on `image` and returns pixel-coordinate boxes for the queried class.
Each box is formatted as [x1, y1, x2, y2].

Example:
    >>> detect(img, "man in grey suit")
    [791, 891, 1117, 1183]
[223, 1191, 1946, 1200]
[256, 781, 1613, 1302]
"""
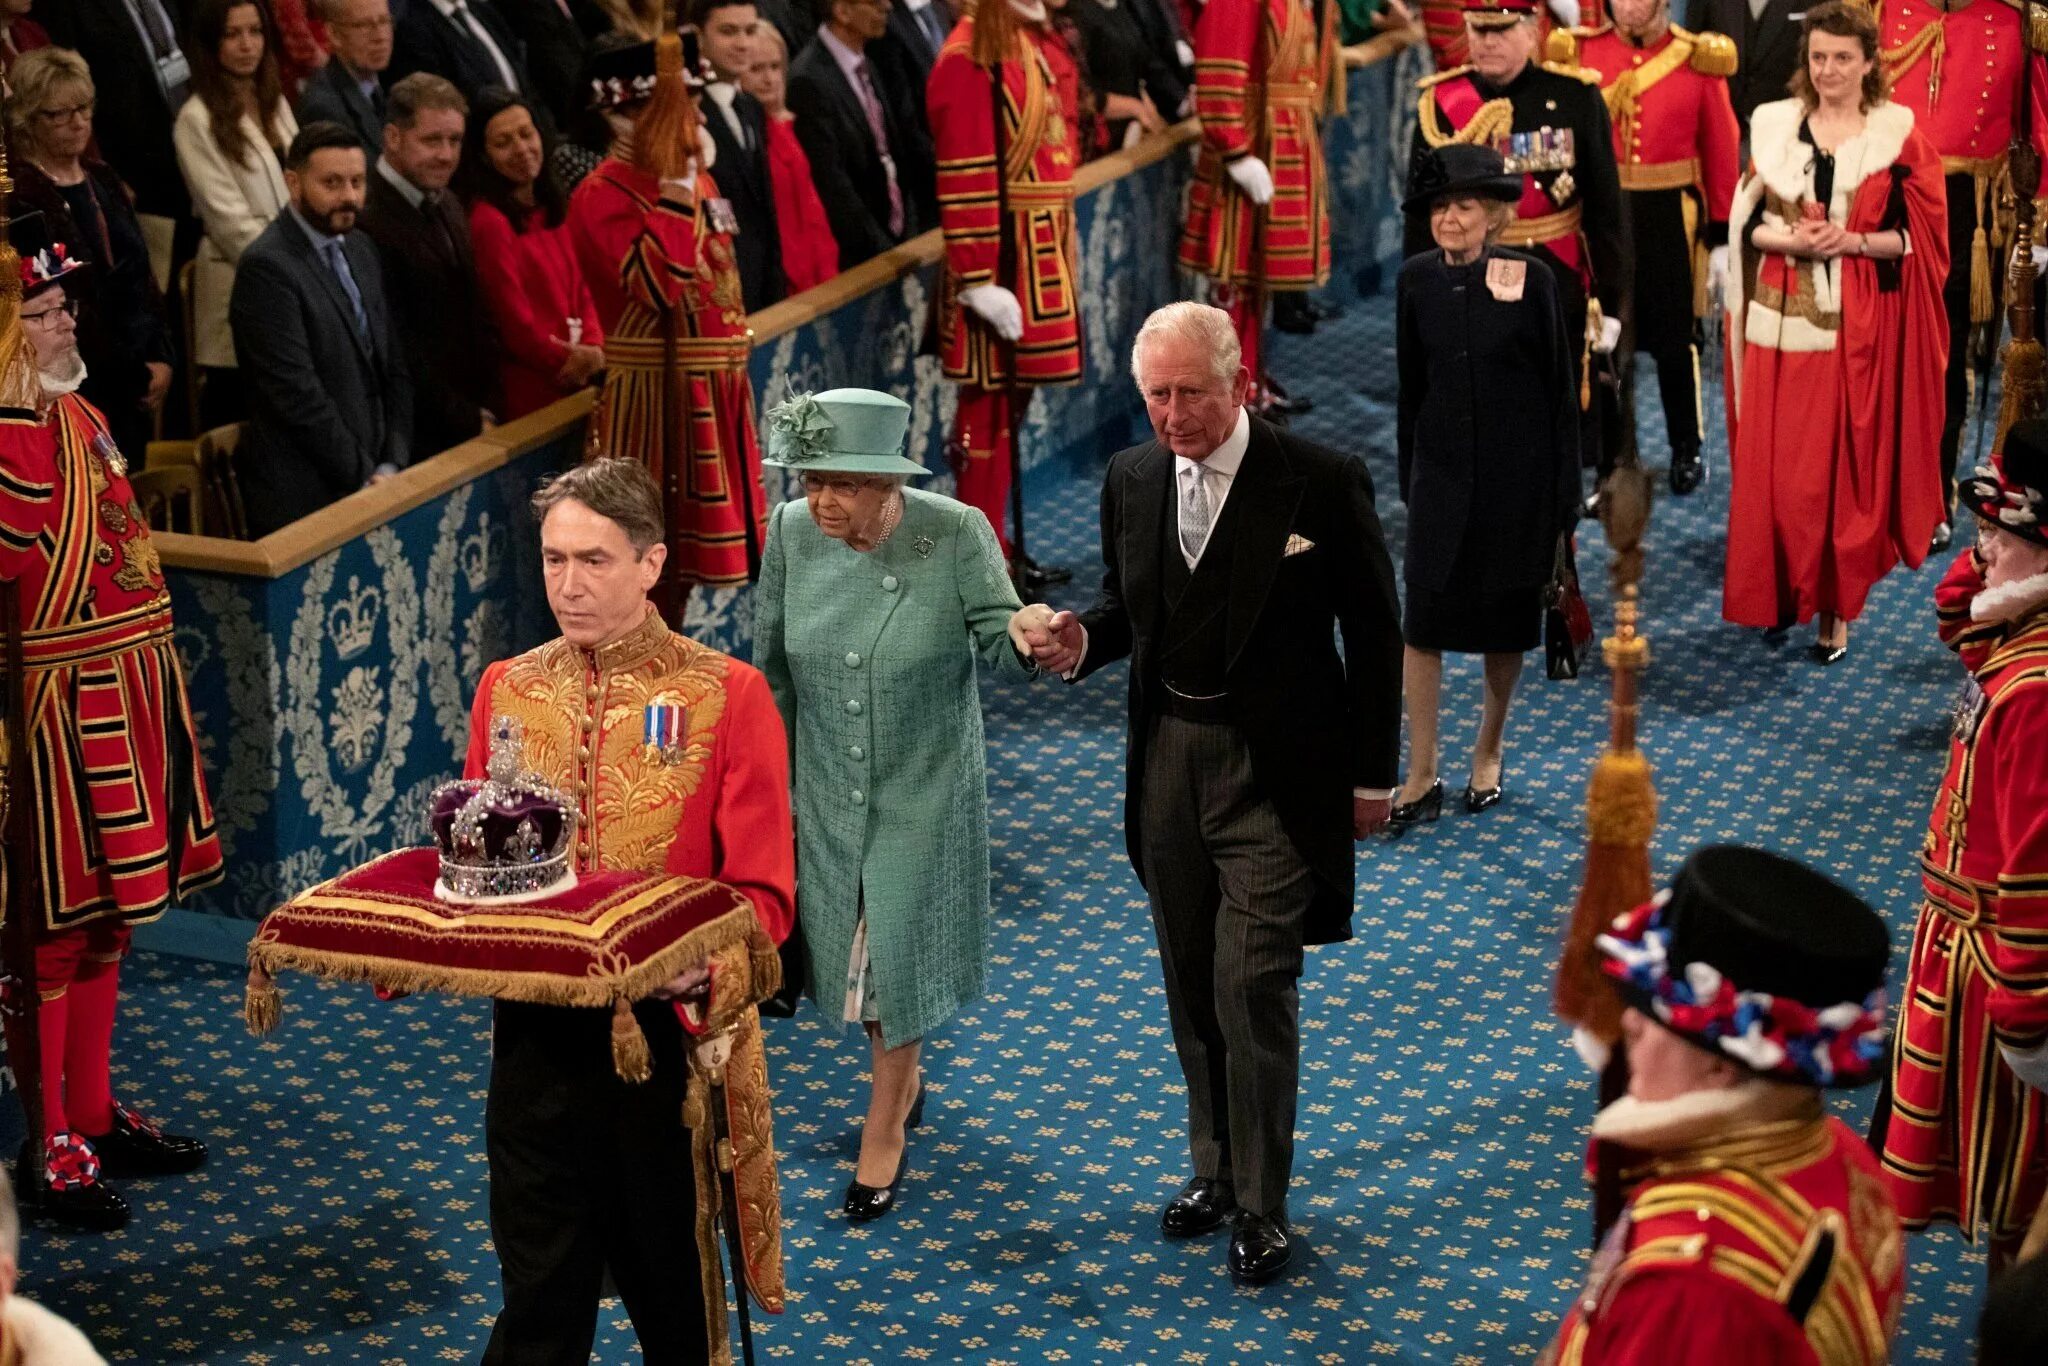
[1020, 302, 1402, 1284]
[230, 123, 412, 537]
[297, 0, 396, 152]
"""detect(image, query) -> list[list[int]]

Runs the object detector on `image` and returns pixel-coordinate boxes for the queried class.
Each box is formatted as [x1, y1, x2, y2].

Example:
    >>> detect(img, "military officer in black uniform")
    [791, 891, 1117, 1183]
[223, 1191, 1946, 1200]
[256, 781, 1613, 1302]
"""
[1406, 0, 1632, 493]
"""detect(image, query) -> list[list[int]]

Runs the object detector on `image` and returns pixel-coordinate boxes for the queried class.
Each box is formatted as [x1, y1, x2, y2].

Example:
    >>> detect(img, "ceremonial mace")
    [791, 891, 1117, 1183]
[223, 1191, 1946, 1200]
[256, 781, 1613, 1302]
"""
[1552, 461, 1657, 1247]
[0, 119, 45, 1151]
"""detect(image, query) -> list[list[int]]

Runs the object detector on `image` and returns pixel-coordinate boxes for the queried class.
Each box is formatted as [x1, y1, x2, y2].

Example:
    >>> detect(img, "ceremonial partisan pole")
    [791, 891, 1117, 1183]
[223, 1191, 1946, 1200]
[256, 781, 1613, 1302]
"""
[1553, 460, 1657, 1247]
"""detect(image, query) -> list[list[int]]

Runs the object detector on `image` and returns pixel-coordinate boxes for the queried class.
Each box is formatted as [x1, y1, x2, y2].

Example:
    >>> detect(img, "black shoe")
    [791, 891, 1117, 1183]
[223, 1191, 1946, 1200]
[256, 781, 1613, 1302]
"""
[83, 1104, 207, 1178]
[1227, 1209, 1292, 1284]
[1668, 446, 1706, 496]
[1386, 780, 1444, 830]
[1579, 489, 1602, 521]
[1462, 781, 1503, 814]
[1930, 520, 1954, 554]
[15, 1140, 130, 1232]
[1811, 641, 1848, 666]
[1271, 303, 1317, 335]
[1160, 1176, 1235, 1238]
[1261, 388, 1314, 416]
[1761, 621, 1793, 646]
[843, 1151, 906, 1223]
[1303, 297, 1343, 323]
[1013, 555, 1072, 595]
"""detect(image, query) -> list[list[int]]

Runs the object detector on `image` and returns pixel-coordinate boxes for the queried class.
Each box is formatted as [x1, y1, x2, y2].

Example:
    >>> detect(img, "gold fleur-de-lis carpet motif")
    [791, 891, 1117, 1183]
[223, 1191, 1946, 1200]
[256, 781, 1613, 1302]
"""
[22, 308, 1983, 1362]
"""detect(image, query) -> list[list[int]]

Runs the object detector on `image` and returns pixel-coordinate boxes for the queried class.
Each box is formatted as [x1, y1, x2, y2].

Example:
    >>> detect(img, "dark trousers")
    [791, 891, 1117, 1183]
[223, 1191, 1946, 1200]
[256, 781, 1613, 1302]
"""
[483, 999, 709, 1366]
[1941, 169, 1984, 506]
[1138, 713, 1317, 1219]
[1545, 253, 1624, 479]
[1620, 187, 1703, 457]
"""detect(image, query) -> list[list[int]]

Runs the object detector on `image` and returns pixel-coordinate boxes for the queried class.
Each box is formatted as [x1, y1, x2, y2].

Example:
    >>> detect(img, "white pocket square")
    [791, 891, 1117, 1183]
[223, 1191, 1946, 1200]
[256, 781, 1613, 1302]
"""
[1283, 534, 1315, 557]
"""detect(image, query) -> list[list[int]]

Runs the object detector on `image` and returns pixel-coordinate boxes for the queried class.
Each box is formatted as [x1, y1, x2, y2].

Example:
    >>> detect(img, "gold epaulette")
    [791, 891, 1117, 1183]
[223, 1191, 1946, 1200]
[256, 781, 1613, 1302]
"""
[1545, 27, 1580, 65]
[1415, 62, 1474, 90]
[1997, 0, 2048, 51]
[1680, 26, 1739, 76]
[1542, 59, 1604, 84]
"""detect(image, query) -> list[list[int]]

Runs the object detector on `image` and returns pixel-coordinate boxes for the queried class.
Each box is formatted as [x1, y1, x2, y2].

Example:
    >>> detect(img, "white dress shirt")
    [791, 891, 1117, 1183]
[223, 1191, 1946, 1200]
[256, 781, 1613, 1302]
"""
[1175, 409, 1249, 567]
[705, 81, 752, 151]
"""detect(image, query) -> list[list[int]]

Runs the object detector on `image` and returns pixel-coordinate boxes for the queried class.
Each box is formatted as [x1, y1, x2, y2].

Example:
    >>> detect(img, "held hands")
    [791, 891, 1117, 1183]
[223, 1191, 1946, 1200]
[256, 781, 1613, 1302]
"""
[1007, 602, 1056, 657]
[962, 283, 1026, 342]
[1227, 155, 1276, 206]
[1792, 217, 1851, 259]
[1353, 795, 1391, 839]
[1592, 315, 1623, 354]
[1017, 604, 1085, 676]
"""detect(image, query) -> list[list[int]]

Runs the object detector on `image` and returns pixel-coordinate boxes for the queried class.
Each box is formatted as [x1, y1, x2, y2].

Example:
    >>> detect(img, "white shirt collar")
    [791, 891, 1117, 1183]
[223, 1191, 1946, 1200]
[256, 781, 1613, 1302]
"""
[1174, 408, 1250, 482]
[376, 155, 427, 209]
[706, 79, 739, 107]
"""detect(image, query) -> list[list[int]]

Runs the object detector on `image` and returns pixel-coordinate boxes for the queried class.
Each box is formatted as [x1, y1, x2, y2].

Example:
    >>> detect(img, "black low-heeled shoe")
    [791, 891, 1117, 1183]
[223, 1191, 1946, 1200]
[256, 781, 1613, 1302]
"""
[1812, 641, 1848, 666]
[1930, 520, 1954, 554]
[1462, 781, 1504, 814]
[843, 1152, 906, 1223]
[1386, 780, 1444, 831]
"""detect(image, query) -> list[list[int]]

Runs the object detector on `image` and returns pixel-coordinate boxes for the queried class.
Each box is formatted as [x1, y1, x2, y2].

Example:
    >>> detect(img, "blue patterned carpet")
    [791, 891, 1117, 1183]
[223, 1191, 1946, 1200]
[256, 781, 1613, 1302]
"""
[26, 298, 1989, 1363]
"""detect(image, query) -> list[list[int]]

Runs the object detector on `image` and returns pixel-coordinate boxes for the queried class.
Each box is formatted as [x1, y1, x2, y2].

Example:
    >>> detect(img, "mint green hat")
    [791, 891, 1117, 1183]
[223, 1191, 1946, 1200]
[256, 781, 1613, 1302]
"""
[762, 388, 930, 477]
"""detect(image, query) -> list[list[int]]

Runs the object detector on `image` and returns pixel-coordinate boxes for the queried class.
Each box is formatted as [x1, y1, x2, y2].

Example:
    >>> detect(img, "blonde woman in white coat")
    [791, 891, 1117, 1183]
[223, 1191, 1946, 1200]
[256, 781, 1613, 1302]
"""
[173, 0, 298, 427]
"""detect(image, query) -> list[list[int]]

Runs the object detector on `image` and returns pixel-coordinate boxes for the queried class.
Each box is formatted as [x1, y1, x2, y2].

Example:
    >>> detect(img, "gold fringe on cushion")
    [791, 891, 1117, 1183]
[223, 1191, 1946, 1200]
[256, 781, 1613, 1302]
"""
[244, 966, 282, 1036]
[612, 997, 653, 1084]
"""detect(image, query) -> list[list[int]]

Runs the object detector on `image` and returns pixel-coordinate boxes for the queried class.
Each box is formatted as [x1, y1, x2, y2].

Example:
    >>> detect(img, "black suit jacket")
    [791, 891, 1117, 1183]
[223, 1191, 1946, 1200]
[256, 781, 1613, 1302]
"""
[882, 0, 955, 88]
[297, 60, 387, 153]
[358, 169, 500, 457]
[391, 0, 556, 137]
[230, 216, 413, 536]
[492, 0, 609, 127]
[702, 88, 787, 312]
[43, 0, 187, 220]
[1075, 418, 1403, 944]
[786, 35, 936, 268]
[1688, 0, 1804, 127]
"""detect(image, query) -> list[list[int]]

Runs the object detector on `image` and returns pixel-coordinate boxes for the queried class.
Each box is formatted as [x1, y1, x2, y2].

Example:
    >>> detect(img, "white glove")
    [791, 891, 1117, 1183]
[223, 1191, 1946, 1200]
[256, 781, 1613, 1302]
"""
[1547, 0, 1580, 26]
[2032, 245, 2048, 271]
[1227, 155, 1275, 206]
[2002, 1040, 2048, 1093]
[962, 283, 1025, 342]
[1569, 1025, 1612, 1074]
[1594, 314, 1623, 354]
[1707, 244, 1730, 298]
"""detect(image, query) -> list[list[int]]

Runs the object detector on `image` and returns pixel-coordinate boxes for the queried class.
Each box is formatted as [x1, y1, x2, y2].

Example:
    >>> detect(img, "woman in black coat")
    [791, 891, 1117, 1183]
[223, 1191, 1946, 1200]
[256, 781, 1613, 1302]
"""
[1389, 143, 1581, 827]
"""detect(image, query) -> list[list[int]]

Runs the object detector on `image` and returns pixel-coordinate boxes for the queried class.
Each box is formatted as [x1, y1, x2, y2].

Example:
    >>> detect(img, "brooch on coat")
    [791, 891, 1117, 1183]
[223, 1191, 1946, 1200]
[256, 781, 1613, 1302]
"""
[913, 535, 935, 559]
[643, 694, 691, 765]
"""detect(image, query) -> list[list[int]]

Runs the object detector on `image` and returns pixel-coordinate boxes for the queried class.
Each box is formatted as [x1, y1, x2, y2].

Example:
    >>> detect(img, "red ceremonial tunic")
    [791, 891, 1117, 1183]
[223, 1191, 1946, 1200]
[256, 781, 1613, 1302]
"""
[1178, 0, 1334, 290]
[1546, 1117, 1905, 1365]
[928, 17, 1086, 391]
[567, 157, 765, 590]
[1574, 25, 1739, 224]
[0, 392, 222, 931]
[762, 115, 840, 295]
[1878, 551, 2048, 1244]
[469, 198, 606, 421]
[1722, 99, 1949, 628]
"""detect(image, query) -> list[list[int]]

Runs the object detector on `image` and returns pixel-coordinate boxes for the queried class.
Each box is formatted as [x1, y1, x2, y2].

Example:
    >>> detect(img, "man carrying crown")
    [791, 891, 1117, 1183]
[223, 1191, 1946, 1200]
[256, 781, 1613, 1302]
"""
[1544, 845, 1903, 1364]
[1552, 0, 1737, 496]
[1176, 0, 1343, 419]
[1874, 417, 2048, 1280]
[462, 455, 794, 1363]
[927, 0, 1085, 594]
[568, 33, 767, 616]
[0, 209, 218, 1232]
[1872, 0, 2048, 545]
[1408, 0, 1631, 488]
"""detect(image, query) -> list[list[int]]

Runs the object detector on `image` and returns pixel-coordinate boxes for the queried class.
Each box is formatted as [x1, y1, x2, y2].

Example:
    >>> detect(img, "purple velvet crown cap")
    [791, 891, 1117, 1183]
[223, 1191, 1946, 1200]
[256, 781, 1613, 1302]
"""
[427, 718, 579, 905]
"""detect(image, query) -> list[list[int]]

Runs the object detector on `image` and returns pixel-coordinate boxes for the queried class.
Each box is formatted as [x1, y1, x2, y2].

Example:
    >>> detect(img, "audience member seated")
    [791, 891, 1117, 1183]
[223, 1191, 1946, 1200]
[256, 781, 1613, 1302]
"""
[494, 0, 609, 130]
[0, 0, 48, 76]
[230, 122, 411, 536]
[270, 0, 332, 98]
[1060, 0, 1181, 150]
[0, 1169, 107, 1364]
[391, 0, 554, 138]
[788, 0, 936, 270]
[45, 0, 195, 254]
[462, 86, 603, 419]
[297, 0, 394, 152]
[8, 48, 177, 463]
[359, 72, 499, 455]
[695, 0, 787, 311]
[175, 0, 300, 428]
[741, 24, 840, 293]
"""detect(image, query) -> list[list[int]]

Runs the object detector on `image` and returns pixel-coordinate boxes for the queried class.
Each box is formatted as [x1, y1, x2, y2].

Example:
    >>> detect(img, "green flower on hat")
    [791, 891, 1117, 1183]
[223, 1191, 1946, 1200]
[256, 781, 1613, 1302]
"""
[766, 392, 836, 463]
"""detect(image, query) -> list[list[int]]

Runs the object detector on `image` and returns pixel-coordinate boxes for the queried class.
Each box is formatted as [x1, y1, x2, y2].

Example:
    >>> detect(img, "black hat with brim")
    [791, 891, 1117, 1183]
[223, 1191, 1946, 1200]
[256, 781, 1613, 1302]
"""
[1403, 143, 1524, 214]
[1964, 416, 2048, 548]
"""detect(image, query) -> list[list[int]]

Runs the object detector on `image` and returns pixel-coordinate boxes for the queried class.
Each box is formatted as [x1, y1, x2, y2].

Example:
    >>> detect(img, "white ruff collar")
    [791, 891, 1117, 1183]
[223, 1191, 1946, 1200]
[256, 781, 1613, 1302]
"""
[1591, 1078, 1820, 1151]
[1746, 98, 1915, 220]
[1973, 568, 2048, 624]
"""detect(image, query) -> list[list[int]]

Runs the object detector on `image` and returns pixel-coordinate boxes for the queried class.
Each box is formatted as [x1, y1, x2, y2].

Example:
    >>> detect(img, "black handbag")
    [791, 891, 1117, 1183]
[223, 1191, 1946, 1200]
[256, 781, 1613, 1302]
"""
[1545, 534, 1595, 681]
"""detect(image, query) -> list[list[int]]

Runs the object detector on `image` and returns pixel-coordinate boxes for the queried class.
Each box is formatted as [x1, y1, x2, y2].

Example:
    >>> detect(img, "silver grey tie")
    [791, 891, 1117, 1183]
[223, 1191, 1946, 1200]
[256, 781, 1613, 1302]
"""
[1180, 464, 1214, 563]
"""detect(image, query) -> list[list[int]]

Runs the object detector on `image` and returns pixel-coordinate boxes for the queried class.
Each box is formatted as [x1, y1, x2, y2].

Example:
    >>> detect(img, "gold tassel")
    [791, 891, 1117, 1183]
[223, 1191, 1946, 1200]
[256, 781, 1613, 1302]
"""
[1554, 750, 1658, 1043]
[244, 967, 282, 1036]
[750, 933, 782, 1004]
[2031, 5, 2048, 56]
[1971, 224, 1994, 326]
[611, 997, 653, 1083]
[632, 31, 703, 185]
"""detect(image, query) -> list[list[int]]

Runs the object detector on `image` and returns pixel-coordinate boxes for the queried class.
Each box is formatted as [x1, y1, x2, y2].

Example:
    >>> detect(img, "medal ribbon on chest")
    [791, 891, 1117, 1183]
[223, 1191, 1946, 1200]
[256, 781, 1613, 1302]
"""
[643, 694, 690, 765]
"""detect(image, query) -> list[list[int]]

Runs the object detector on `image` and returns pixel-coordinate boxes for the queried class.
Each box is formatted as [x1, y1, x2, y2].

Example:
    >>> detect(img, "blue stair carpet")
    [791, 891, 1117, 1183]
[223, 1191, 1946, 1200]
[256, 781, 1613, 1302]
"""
[28, 297, 1987, 1363]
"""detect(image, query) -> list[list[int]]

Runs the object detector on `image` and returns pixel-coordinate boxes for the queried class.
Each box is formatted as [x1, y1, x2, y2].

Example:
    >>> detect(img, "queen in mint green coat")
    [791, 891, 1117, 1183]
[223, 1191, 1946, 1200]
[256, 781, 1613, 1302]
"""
[752, 390, 1033, 1053]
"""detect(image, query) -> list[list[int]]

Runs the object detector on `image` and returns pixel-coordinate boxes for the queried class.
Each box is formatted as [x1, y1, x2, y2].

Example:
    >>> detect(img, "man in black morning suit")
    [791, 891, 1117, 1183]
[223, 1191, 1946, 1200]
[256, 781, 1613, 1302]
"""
[1020, 302, 1402, 1285]
[696, 0, 789, 311]
[1687, 0, 1804, 129]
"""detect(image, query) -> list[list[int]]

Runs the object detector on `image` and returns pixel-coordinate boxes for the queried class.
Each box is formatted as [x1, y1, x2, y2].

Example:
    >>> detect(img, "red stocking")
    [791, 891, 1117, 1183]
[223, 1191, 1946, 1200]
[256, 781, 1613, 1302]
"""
[1223, 285, 1267, 399]
[32, 994, 69, 1141]
[63, 958, 121, 1137]
[951, 384, 1017, 558]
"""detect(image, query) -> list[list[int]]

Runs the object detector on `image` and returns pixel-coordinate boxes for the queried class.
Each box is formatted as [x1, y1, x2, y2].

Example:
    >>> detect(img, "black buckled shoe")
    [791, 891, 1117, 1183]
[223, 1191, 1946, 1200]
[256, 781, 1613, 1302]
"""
[1930, 519, 1954, 554]
[1160, 1176, 1235, 1238]
[16, 1136, 130, 1232]
[1227, 1209, 1292, 1284]
[84, 1102, 208, 1178]
[1668, 445, 1706, 496]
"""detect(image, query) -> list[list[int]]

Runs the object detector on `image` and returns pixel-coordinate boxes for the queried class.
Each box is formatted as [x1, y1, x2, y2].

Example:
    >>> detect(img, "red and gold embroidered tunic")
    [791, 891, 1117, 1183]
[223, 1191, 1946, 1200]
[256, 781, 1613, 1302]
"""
[1547, 1117, 1904, 1365]
[928, 16, 1086, 391]
[567, 157, 765, 593]
[1572, 25, 1739, 215]
[0, 392, 222, 932]
[1177, 0, 1335, 290]
[1878, 550, 2048, 1245]
[464, 606, 795, 1348]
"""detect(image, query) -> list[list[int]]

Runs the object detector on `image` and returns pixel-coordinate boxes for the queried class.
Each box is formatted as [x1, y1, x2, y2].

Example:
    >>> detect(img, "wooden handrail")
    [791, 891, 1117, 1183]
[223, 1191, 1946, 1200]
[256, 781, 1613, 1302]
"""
[157, 27, 1418, 580]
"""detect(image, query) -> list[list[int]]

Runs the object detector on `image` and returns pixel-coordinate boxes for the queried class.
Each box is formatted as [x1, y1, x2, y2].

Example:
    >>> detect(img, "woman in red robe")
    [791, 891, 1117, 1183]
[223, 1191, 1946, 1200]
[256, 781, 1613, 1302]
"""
[462, 87, 606, 420]
[1722, 0, 1947, 664]
[738, 23, 840, 294]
